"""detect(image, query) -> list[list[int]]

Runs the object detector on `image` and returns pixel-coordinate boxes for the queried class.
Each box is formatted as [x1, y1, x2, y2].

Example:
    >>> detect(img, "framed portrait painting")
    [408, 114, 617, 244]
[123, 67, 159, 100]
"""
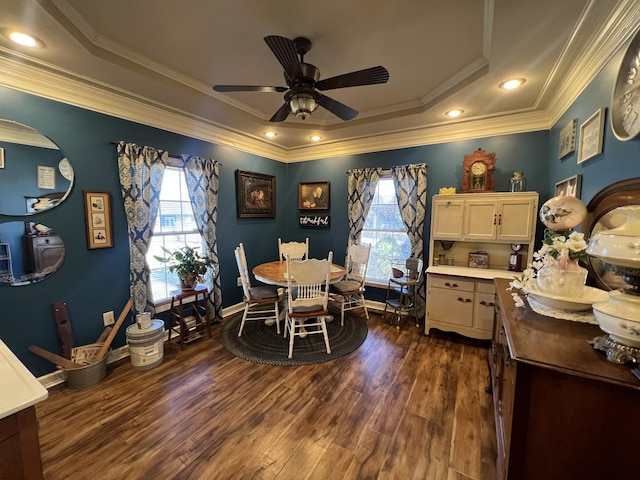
[298, 181, 330, 210]
[84, 191, 113, 249]
[236, 170, 276, 218]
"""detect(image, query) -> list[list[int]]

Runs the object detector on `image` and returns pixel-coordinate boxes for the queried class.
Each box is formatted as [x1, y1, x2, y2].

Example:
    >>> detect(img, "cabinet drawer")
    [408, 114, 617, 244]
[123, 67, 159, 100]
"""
[476, 280, 496, 294]
[32, 236, 63, 247]
[428, 275, 474, 292]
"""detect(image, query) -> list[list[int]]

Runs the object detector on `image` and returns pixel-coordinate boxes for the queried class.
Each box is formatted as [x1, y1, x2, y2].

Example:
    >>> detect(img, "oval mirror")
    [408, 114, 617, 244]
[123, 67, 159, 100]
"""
[583, 177, 640, 290]
[0, 221, 65, 285]
[0, 120, 74, 216]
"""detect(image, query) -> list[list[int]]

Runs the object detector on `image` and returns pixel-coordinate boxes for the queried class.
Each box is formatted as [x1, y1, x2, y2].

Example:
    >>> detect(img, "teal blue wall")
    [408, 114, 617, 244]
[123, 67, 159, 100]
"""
[1, 36, 639, 376]
[549, 46, 640, 203]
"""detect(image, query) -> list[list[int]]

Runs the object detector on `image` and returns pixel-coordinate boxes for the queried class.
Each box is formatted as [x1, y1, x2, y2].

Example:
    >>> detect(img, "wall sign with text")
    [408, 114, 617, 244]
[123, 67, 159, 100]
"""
[299, 215, 330, 228]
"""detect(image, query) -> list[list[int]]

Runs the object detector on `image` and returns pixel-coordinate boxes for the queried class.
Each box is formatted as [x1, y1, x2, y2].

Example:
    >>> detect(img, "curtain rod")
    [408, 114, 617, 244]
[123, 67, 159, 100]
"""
[110, 141, 222, 164]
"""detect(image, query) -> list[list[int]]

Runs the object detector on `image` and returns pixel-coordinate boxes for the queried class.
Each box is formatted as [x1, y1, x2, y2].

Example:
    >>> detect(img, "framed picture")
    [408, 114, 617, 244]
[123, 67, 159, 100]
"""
[235, 170, 276, 218]
[83, 191, 113, 249]
[298, 181, 330, 210]
[37, 165, 56, 189]
[578, 108, 605, 164]
[0, 147, 4, 168]
[555, 174, 583, 198]
[468, 251, 489, 269]
[558, 118, 577, 159]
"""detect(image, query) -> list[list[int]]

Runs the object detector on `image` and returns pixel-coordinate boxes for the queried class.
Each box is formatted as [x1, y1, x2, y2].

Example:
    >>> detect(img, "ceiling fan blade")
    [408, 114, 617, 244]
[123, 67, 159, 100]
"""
[269, 102, 291, 122]
[213, 85, 287, 93]
[318, 93, 358, 121]
[264, 35, 303, 81]
[315, 66, 389, 91]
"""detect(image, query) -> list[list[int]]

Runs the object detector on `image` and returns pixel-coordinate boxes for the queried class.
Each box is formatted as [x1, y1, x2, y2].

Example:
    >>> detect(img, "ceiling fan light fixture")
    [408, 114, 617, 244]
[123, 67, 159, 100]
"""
[289, 92, 319, 120]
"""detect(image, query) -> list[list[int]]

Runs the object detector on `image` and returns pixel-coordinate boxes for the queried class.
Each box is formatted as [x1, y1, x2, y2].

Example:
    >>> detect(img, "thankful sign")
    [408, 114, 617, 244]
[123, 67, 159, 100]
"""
[299, 215, 330, 228]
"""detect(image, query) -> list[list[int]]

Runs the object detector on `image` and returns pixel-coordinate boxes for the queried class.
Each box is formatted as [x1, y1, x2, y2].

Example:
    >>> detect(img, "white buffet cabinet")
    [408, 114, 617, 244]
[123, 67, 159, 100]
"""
[426, 192, 539, 339]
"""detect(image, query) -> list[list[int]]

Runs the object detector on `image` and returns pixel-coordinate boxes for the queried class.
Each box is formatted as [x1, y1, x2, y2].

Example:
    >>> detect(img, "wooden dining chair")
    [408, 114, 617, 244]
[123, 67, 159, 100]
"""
[330, 243, 371, 326]
[234, 243, 281, 336]
[278, 238, 309, 261]
[284, 251, 333, 359]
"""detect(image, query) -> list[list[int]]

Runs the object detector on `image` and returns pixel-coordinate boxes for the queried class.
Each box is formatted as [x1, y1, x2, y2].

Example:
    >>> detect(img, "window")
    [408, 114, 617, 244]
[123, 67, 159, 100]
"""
[360, 177, 411, 284]
[147, 167, 203, 303]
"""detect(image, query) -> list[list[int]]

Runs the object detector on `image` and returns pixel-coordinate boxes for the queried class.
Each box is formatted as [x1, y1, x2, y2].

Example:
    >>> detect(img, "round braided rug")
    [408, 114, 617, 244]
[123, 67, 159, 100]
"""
[220, 313, 368, 366]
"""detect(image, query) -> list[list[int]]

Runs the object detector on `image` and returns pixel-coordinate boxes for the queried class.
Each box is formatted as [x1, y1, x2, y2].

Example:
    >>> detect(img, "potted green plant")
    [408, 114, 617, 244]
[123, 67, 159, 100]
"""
[154, 246, 218, 290]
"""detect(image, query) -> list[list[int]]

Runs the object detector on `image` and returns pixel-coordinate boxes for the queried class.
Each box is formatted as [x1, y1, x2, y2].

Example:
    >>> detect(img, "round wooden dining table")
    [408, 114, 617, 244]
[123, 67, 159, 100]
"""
[253, 260, 346, 287]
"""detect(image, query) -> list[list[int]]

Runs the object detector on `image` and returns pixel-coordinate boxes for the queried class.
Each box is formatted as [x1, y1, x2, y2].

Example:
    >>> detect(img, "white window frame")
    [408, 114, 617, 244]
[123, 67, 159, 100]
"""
[360, 176, 411, 287]
[147, 165, 204, 309]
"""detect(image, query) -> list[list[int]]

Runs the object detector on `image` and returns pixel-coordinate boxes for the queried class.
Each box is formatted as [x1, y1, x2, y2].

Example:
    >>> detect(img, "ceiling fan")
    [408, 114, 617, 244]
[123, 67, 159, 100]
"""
[213, 35, 389, 122]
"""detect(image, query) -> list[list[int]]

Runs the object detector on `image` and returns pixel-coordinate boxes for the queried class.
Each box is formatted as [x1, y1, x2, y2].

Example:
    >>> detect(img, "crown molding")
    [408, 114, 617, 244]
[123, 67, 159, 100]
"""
[1, 0, 634, 165]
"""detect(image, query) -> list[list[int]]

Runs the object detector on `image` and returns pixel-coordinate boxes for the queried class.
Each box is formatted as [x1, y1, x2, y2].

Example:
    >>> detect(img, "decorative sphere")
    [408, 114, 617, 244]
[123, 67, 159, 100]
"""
[539, 195, 587, 230]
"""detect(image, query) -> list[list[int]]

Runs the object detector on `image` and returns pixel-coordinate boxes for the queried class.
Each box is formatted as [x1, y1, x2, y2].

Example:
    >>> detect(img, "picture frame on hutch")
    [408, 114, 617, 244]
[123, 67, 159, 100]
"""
[235, 170, 276, 218]
[84, 191, 113, 249]
[298, 181, 330, 210]
[578, 108, 605, 164]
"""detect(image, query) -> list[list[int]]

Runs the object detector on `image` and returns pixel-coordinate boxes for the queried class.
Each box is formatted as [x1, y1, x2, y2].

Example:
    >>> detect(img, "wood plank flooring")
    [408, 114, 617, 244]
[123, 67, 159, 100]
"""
[35, 311, 497, 480]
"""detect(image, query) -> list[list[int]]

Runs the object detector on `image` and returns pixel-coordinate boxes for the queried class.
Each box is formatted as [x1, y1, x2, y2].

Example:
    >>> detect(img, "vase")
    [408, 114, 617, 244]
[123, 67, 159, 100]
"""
[536, 261, 588, 297]
[180, 273, 198, 290]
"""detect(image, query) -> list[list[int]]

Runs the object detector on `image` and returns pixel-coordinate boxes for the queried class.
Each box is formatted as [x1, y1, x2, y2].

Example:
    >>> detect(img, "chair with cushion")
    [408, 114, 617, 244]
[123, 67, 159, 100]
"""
[284, 251, 333, 359]
[330, 243, 371, 326]
[383, 257, 423, 328]
[278, 237, 309, 261]
[234, 243, 281, 336]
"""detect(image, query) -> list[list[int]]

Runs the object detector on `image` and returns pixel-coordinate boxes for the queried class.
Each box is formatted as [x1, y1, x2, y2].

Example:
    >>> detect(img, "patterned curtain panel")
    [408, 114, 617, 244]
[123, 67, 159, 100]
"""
[182, 155, 223, 322]
[391, 163, 428, 318]
[346, 167, 382, 256]
[117, 142, 167, 316]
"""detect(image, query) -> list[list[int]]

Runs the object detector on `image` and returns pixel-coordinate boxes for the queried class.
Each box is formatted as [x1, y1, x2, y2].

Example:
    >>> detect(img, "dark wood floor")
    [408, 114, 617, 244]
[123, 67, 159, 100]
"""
[35, 311, 497, 480]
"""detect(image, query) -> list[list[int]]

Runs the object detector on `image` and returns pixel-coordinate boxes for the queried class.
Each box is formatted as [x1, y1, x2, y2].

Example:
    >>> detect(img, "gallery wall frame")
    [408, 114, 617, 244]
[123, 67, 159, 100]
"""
[298, 181, 330, 210]
[235, 170, 276, 218]
[37, 165, 56, 189]
[558, 118, 577, 159]
[578, 108, 605, 164]
[83, 191, 113, 249]
[554, 174, 582, 198]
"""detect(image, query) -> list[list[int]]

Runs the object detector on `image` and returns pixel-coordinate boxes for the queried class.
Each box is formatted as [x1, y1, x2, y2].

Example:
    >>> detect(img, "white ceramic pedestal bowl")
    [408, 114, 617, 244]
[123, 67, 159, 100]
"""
[592, 290, 640, 347]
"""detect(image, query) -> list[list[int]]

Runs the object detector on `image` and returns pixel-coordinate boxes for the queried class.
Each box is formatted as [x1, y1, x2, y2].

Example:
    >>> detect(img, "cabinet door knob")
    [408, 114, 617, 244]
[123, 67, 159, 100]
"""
[465, 298, 472, 303]
[457, 297, 464, 302]
[493, 214, 497, 225]
[444, 282, 459, 288]
[498, 214, 502, 225]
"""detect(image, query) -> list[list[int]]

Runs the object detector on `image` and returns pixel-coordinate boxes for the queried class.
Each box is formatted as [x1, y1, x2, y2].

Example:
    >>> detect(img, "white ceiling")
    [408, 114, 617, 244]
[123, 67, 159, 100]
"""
[1, 0, 639, 161]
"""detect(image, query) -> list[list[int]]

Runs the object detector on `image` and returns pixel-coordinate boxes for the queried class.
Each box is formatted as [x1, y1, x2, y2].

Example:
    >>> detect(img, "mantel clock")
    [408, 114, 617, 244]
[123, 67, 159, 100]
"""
[461, 148, 496, 193]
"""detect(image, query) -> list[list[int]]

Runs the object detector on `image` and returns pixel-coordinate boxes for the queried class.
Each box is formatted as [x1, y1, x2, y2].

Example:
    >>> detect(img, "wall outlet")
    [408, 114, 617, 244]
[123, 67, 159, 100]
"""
[237, 276, 242, 287]
[103, 311, 115, 326]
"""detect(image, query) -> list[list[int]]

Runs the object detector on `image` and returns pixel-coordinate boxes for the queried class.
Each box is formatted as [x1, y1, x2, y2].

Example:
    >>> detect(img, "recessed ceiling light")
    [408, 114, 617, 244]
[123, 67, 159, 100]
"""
[499, 78, 526, 90]
[309, 135, 322, 142]
[2, 30, 44, 48]
[263, 131, 277, 138]
[445, 109, 464, 118]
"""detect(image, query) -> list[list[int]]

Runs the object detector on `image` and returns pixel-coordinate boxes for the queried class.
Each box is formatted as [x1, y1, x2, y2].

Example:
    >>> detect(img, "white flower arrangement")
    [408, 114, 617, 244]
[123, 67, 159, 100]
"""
[508, 229, 588, 305]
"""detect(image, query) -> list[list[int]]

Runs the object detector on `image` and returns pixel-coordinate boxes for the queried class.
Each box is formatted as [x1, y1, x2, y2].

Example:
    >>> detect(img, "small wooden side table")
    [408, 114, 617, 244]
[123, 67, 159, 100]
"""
[168, 285, 209, 348]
